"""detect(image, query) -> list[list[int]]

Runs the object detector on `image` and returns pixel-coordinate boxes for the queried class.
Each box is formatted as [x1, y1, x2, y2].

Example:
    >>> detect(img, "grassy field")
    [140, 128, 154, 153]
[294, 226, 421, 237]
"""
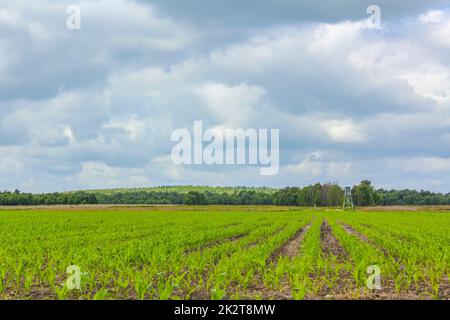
[0, 206, 448, 300]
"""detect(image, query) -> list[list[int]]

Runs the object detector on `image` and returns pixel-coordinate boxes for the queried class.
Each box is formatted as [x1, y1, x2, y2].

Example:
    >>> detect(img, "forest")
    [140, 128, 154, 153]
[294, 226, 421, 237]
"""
[1, 181, 450, 206]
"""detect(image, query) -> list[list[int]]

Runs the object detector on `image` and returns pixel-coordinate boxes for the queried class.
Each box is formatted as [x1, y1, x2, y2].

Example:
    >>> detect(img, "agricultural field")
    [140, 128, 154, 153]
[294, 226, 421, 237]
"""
[0, 206, 448, 300]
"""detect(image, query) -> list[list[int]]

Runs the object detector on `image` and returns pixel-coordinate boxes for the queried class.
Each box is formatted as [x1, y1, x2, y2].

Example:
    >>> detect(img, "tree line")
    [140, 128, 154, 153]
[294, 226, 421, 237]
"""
[1, 181, 450, 206]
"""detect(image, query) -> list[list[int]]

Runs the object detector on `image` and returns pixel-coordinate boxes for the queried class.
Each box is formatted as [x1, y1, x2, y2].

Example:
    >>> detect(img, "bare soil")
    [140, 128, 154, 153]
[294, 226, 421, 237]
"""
[320, 220, 348, 262]
[267, 223, 312, 263]
[340, 223, 370, 242]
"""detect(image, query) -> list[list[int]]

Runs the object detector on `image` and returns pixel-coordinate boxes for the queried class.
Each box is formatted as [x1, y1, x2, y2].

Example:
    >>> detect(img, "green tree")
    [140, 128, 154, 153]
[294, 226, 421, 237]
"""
[327, 184, 344, 206]
[352, 180, 376, 206]
[183, 191, 207, 205]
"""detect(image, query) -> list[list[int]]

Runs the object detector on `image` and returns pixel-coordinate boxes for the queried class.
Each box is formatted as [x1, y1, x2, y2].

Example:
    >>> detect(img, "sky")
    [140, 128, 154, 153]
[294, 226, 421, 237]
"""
[1, 0, 450, 193]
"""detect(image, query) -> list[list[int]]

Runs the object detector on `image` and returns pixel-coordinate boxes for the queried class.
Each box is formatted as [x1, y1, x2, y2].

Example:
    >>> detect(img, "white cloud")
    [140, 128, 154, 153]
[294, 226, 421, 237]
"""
[419, 10, 445, 24]
[324, 120, 369, 143]
[0, 8, 19, 27]
[418, 9, 450, 47]
[104, 115, 153, 141]
[63, 127, 75, 143]
[71, 161, 151, 189]
[195, 83, 266, 126]
[398, 69, 450, 101]
[284, 152, 323, 177]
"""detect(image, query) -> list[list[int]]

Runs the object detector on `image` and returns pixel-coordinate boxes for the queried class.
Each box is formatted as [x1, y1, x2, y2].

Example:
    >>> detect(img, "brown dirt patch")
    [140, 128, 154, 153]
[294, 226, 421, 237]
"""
[279, 224, 311, 258]
[267, 223, 311, 263]
[340, 223, 369, 242]
[320, 220, 348, 262]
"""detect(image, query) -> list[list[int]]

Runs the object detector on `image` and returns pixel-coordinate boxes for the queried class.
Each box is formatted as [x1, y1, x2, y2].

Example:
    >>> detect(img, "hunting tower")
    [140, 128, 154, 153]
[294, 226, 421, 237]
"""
[343, 186, 355, 211]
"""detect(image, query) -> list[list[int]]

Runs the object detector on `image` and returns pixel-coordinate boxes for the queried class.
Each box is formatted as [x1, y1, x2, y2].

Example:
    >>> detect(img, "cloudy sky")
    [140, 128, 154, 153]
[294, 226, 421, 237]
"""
[1, 0, 450, 193]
